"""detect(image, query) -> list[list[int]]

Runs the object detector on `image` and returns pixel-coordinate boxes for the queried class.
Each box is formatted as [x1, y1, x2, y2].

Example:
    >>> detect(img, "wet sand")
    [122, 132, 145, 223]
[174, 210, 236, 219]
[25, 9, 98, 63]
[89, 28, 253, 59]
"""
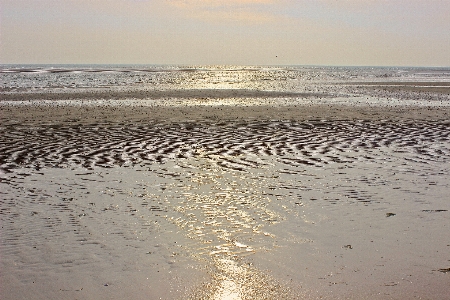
[2, 99, 450, 127]
[338, 81, 450, 103]
[1, 82, 450, 299]
[0, 89, 328, 101]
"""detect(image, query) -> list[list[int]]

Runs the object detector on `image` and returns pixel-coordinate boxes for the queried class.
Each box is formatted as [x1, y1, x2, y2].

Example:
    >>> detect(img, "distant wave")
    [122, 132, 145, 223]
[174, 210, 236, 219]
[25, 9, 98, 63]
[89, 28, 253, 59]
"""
[0, 65, 282, 74]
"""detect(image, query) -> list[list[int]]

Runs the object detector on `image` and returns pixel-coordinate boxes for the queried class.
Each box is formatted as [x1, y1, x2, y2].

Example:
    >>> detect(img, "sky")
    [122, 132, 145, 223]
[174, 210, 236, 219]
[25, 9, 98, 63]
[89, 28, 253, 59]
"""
[1, 0, 449, 66]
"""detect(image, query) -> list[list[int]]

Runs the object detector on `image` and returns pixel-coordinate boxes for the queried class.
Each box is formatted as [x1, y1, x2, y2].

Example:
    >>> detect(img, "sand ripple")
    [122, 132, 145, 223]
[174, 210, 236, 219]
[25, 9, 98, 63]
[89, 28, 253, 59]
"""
[1, 120, 449, 173]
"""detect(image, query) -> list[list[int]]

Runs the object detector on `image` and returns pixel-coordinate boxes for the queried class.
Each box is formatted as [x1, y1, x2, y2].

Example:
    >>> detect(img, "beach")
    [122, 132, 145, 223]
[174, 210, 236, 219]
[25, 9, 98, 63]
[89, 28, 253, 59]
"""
[1, 66, 449, 299]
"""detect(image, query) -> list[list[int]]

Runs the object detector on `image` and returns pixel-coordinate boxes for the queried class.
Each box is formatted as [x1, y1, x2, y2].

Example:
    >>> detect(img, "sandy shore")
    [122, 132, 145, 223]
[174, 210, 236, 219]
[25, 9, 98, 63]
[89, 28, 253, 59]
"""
[2, 80, 450, 126]
[2, 101, 450, 127]
[0, 89, 328, 101]
[1, 83, 450, 299]
[344, 81, 450, 94]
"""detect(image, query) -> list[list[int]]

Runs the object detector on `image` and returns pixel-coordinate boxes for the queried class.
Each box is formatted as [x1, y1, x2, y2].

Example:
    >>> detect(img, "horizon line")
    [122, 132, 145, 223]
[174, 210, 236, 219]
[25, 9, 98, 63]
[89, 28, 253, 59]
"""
[1, 63, 449, 69]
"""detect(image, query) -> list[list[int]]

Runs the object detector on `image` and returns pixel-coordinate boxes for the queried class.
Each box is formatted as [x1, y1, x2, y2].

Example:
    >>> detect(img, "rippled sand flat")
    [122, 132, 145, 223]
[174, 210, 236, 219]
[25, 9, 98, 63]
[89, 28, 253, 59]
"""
[1, 66, 450, 299]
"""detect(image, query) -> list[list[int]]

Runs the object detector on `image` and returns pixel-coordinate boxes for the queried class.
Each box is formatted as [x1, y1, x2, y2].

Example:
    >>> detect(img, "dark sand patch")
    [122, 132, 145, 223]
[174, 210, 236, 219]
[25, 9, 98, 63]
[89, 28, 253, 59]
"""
[0, 89, 330, 101]
[2, 102, 450, 127]
[341, 81, 450, 95]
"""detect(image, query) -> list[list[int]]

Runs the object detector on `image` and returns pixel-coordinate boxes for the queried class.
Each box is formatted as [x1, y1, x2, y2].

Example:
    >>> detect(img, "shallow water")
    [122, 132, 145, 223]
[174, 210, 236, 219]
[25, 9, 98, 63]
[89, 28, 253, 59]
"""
[2, 65, 450, 99]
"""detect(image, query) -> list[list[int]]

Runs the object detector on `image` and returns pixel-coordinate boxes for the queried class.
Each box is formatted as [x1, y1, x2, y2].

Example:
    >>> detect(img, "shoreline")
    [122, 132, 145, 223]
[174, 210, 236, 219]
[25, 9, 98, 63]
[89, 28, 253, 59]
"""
[2, 101, 450, 126]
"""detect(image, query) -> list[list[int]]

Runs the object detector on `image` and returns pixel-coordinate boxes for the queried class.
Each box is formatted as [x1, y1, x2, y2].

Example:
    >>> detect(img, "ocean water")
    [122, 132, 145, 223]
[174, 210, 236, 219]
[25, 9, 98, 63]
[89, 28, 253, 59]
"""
[2, 64, 450, 94]
[2, 65, 450, 111]
[1, 65, 450, 299]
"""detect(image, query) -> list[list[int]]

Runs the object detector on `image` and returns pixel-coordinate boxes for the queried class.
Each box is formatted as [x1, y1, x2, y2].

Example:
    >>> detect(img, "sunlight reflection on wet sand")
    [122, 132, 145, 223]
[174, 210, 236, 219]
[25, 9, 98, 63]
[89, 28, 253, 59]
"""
[2, 117, 449, 298]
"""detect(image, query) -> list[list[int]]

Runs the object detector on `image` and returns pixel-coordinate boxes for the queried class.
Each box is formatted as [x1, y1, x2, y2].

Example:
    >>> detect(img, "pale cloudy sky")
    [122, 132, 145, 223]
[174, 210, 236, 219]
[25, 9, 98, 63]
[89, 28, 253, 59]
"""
[1, 0, 449, 66]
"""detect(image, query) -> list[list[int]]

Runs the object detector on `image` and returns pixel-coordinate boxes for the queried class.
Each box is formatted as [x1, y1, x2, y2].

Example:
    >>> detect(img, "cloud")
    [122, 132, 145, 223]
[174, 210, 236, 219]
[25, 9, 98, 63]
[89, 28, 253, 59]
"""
[167, 0, 283, 23]
[2, 0, 448, 65]
[169, 0, 275, 7]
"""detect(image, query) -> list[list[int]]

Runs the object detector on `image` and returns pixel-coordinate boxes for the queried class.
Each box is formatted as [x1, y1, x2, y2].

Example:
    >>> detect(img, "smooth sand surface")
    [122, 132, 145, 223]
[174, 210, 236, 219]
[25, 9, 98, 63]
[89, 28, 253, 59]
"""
[0, 89, 328, 101]
[346, 82, 450, 95]
[2, 101, 450, 127]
